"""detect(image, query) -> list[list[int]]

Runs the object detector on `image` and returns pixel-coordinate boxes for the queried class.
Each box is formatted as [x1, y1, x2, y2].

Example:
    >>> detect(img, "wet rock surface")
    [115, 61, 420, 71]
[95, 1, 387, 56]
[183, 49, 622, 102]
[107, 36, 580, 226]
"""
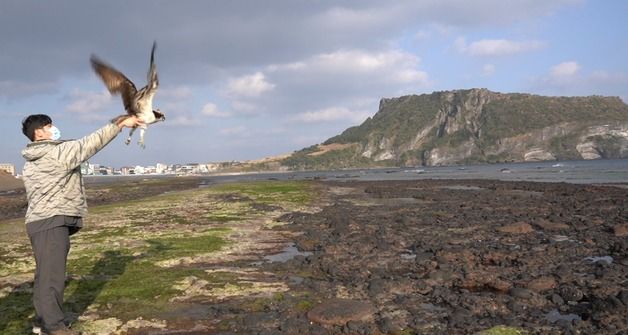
[307, 299, 375, 325]
[266, 179, 626, 334]
[0, 177, 203, 221]
[2, 178, 627, 334]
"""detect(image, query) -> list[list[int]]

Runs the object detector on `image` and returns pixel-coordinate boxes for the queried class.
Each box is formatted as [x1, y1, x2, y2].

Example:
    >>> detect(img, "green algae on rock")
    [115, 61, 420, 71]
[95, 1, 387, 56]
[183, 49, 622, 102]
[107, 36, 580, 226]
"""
[0, 180, 319, 334]
[475, 325, 529, 335]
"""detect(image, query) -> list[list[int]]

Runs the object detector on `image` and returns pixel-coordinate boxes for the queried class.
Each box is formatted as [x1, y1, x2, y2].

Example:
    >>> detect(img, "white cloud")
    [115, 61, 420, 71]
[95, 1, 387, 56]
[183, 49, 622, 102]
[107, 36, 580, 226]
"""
[531, 64, 628, 101]
[0, 1, 583, 100]
[219, 126, 248, 136]
[456, 37, 544, 56]
[159, 86, 194, 100]
[589, 71, 628, 85]
[64, 89, 114, 121]
[201, 102, 231, 117]
[286, 49, 396, 73]
[550, 61, 580, 77]
[292, 135, 327, 147]
[226, 72, 275, 98]
[0, 80, 57, 99]
[161, 115, 202, 127]
[482, 64, 496, 76]
[269, 49, 430, 87]
[230, 101, 260, 115]
[292, 106, 371, 124]
[414, 30, 431, 40]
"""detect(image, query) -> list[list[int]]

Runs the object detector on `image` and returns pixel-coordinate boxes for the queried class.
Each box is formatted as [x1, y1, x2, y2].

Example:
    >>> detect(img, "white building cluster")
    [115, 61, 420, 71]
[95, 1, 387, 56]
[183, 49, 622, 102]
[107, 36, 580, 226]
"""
[1, 161, 247, 177]
[0, 163, 16, 175]
[79, 162, 226, 176]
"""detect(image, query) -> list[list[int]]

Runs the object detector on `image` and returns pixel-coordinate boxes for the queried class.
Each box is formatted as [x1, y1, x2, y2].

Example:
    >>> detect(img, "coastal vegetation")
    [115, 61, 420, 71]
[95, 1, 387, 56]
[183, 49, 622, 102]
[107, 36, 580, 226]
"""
[0, 180, 317, 334]
[281, 89, 628, 169]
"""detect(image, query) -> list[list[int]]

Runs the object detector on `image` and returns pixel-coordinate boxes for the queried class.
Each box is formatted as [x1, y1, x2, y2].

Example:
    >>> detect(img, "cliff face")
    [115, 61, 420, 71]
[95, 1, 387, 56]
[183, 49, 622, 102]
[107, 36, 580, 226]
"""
[361, 89, 499, 165]
[283, 89, 628, 169]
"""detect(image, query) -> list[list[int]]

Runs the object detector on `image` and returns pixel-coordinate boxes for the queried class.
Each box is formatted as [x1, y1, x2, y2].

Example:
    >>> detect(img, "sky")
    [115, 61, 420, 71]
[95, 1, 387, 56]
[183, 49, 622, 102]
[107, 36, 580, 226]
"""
[1, 0, 627, 171]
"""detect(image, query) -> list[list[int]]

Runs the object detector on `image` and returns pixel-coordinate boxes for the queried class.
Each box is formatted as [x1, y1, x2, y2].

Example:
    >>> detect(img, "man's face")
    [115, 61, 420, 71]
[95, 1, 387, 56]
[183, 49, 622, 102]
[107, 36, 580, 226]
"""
[34, 124, 53, 141]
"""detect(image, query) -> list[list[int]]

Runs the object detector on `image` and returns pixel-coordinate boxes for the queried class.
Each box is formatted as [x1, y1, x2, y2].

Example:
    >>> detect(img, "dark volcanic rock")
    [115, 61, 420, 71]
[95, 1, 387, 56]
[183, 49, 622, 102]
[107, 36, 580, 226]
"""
[307, 299, 375, 325]
[535, 219, 570, 231]
[526, 276, 557, 292]
[614, 223, 628, 237]
[509, 288, 534, 299]
[560, 285, 585, 302]
[618, 290, 628, 306]
[241, 179, 628, 334]
[497, 222, 534, 234]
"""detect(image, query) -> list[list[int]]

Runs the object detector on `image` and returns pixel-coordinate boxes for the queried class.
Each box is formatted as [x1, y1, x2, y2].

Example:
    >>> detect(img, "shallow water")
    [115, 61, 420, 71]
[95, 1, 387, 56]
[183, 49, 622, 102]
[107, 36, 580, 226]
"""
[263, 243, 312, 263]
[202, 158, 628, 185]
[438, 185, 485, 191]
[585, 256, 613, 265]
[85, 158, 628, 186]
[545, 309, 582, 323]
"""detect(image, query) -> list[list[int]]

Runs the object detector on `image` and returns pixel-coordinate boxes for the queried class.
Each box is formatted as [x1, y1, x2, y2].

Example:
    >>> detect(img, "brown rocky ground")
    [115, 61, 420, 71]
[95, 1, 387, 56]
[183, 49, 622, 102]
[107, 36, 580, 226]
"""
[213, 179, 627, 334]
[1, 178, 626, 334]
[0, 176, 203, 222]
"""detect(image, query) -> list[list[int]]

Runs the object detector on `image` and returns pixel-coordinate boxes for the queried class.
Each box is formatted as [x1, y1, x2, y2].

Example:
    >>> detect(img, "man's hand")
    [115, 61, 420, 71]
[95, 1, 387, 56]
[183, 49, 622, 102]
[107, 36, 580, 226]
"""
[112, 115, 144, 130]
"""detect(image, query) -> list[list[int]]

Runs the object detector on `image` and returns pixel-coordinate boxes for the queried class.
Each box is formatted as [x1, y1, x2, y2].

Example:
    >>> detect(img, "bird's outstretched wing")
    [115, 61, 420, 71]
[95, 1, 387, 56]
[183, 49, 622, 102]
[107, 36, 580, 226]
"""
[147, 41, 158, 91]
[90, 55, 138, 113]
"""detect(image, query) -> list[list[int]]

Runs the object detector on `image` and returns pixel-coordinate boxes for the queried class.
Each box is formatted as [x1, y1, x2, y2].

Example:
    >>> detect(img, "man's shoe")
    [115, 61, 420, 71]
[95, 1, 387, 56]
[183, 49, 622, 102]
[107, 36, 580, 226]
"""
[32, 316, 43, 334]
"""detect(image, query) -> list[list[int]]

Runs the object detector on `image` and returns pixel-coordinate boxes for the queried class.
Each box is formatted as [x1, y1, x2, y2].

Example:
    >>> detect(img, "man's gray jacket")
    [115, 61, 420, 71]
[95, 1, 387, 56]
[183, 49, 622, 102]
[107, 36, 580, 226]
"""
[22, 123, 121, 223]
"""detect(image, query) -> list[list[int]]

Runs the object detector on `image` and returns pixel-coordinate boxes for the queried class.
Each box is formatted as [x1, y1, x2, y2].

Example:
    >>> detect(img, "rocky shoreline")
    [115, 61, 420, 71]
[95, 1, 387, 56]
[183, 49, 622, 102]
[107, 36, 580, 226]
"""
[232, 179, 627, 334]
[1, 178, 626, 334]
[0, 177, 203, 222]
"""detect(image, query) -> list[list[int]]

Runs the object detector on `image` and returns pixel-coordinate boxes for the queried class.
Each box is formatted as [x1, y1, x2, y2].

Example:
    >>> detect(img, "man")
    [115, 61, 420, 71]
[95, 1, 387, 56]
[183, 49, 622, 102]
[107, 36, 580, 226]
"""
[21, 114, 142, 335]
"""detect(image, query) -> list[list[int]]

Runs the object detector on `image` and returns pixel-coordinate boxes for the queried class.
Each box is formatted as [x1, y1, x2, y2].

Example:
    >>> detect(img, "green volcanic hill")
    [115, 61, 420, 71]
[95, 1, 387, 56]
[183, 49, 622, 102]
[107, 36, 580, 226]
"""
[282, 88, 628, 169]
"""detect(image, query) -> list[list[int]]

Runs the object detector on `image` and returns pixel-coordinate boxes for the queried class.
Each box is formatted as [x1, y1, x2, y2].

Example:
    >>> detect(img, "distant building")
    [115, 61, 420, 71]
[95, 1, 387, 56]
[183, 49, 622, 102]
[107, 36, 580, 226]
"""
[120, 166, 134, 175]
[0, 163, 16, 175]
[156, 163, 169, 174]
[179, 164, 195, 174]
[80, 162, 94, 175]
[92, 164, 102, 175]
[98, 166, 113, 175]
[206, 163, 220, 172]
[80, 162, 115, 175]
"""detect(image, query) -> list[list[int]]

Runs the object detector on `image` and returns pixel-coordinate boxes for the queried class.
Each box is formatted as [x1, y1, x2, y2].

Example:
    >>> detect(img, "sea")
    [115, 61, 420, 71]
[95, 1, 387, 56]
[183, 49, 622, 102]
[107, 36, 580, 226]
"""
[85, 159, 628, 186]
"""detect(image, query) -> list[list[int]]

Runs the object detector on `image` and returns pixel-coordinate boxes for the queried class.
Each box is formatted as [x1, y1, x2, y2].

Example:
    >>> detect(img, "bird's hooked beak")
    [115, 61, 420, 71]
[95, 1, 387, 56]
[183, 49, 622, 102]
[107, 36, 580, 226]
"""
[154, 109, 166, 122]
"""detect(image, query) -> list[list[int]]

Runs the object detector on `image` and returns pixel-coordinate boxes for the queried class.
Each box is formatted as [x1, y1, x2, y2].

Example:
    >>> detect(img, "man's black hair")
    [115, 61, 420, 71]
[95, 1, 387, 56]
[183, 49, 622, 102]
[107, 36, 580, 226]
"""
[22, 114, 52, 141]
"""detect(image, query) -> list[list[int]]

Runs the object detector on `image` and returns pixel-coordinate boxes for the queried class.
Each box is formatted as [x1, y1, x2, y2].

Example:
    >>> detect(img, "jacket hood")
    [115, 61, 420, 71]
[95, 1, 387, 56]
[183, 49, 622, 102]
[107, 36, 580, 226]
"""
[22, 140, 63, 161]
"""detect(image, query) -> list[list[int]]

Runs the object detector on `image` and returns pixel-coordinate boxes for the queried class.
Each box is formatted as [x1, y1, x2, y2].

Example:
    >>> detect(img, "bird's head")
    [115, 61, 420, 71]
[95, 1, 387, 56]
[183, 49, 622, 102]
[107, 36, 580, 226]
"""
[153, 109, 166, 122]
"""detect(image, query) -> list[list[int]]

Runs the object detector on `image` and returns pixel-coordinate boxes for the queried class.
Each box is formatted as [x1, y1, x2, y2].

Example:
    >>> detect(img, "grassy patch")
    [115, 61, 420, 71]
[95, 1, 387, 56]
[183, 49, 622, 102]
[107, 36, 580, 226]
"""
[144, 232, 227, 260]
[206, 214, 246, 222]
[66, 230, 228, 321]
[476, 325, 528, 335]
[0, 180, 318, 331]
[296, 299, 314, 312]
[213, 181, 314, 207]
[0, 289, 33, 334]
[79, 262, 204, 317]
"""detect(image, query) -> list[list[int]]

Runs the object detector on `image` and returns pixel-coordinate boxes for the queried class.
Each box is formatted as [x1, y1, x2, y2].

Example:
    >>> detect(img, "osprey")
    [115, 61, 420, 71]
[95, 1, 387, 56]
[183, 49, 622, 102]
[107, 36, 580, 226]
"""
[90, 41, 165, 148]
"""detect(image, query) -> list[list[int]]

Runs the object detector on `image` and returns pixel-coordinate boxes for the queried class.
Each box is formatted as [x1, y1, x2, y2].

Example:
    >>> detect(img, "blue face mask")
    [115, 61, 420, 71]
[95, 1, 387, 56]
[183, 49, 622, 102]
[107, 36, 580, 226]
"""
[49, 125, 61, 140]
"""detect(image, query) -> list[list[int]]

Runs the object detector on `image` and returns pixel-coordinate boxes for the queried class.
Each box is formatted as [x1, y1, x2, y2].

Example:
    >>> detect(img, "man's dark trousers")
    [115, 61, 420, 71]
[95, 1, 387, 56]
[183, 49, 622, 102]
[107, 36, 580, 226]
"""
[29, 224, 71, 331]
